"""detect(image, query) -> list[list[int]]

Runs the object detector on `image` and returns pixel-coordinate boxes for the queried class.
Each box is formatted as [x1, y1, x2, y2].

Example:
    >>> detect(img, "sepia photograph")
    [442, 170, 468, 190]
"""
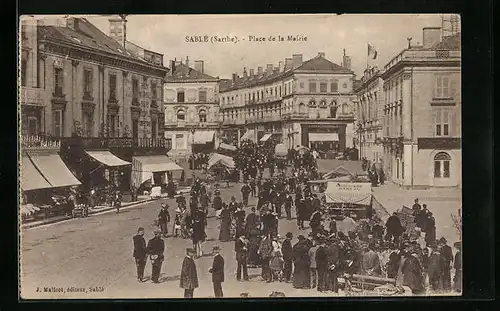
[18, 13, 462, 299]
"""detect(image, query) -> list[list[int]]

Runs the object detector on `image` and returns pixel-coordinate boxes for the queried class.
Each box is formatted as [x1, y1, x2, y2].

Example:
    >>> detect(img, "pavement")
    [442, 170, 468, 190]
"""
[372, 182, 462, 244]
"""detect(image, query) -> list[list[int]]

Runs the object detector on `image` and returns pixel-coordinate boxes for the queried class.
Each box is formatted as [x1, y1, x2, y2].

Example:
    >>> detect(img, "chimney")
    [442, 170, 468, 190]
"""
[343, 55, 352, 70]
[249, 69, 255, 77]
[170, 60, 176, 75]
[257, 66, 263, 75]
[292, 54, 303, 69]
[194, 60, 204, 73]
[108, 16, 127, 48]
[422, 27, 442, 48]
[185, 56, 189, 68]
[243, 67, 248, 78]
[232, 73, 238, 84]
[278, 61, 284, 72]
[66, 17, 80, 32]
[318, 52, 325, 58]
[284, 58, 293, 71]
[266, 64, 273, 74]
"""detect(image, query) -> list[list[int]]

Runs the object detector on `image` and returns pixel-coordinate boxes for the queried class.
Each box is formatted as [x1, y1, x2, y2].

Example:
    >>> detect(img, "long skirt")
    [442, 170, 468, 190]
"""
[219, 220, 231, 242]
[292, 263, 311, 289]
[247, 235, 261, 266]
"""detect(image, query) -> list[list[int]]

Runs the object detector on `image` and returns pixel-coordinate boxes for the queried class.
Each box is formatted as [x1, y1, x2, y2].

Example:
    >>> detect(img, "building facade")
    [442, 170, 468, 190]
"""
[163, 57, 220, 160]
[219, 52, 356, 153]
[381, 27, 461, 188]
[354, 66, 384, 163]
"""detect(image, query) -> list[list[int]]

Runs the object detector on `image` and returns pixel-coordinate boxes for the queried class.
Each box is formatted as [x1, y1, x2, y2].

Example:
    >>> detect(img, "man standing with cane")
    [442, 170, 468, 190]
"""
[147, 230, 165, 283]
[132, 227, 147, 282]
[209, 246, 225, 297]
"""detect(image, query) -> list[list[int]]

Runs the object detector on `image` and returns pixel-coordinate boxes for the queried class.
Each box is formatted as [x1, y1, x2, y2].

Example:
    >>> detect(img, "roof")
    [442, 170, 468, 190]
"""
[432, 33, 461, 50]
[353, 79, 363, 91]
[222, 54, 353, 92]
[219, 79, 233, 92]
[165, 63, 218, 82]
[37, 18, 167, 70]
[316, 159, 364, 176]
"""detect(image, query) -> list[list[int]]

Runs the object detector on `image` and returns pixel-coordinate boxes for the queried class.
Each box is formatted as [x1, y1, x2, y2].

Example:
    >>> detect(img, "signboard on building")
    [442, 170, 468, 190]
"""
[417, 138, 461, 150]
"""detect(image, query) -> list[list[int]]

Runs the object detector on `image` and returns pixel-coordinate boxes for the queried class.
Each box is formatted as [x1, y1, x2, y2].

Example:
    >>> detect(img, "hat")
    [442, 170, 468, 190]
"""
[154, 229, 161, 235]
[439, 237, 447, 244]
[285, 232, 293, 239]
[186, 248, 196, 253]
[212, 245, 221, 251]
[453, 241, 461, 249]
[297, 235, 306, 240]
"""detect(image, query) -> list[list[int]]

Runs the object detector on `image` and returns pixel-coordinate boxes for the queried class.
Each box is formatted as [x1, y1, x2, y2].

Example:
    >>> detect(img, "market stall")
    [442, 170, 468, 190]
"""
[324, 181, 373, 219]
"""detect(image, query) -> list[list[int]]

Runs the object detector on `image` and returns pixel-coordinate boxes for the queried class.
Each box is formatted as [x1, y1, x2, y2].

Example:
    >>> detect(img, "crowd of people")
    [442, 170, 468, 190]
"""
[131, 146, 461, 297]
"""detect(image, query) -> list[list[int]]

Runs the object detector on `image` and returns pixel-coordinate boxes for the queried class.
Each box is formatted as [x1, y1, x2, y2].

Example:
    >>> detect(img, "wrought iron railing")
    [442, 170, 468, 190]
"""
[61, 137, 172, 150]
[21, 134, 61, 149]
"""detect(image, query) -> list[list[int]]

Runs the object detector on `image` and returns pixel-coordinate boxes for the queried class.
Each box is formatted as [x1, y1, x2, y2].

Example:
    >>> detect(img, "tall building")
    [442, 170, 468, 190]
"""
[381, 27, 461, 188]
[219, 52, 356, 153]
[163, 57, 220, 161]
[354, 66, 384, 162]
[19, 16, 171, 193]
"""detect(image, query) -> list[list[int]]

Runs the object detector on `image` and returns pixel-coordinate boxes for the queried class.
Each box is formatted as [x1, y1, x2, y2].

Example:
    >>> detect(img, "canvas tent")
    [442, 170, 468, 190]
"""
[208, 153, 235, 169]
[274, 143, 288, 157]
[324, 181, 372, 206]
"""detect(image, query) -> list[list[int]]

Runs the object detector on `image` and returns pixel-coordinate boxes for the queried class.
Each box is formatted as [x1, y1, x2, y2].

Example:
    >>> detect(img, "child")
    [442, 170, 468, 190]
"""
[270, 250, 284, 282]
[173, 208, 182, 237]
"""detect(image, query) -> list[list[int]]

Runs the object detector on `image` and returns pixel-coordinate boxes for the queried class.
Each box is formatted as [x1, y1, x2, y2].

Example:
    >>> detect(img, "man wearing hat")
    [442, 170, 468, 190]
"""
[147, 229, 165, 283]
[438, 237, 453, 291]
[132, 227, 147, 282]
[235, 235, 250, 281]
[282, 232, 294, 282]
[209, 246, 225, 297]
[180, 248, 199, 298]
[453, 241, 462, 292]
[158, 203, 171, 237]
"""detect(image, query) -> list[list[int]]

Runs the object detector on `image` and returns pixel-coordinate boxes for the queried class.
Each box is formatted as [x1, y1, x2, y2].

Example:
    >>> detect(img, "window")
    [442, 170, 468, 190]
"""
[298, 103, 305, 114]
[151, 81, 157, 100]
[82, 111, 93, 137]
[330, 81, 338, 92]
[21, 59, 27, 86]
[132, 78, 139, 101]
[435, 76, 451, 98]
[434, 108, 451, 137]
[83, 69, 93, 98]
[343, 82, 347, 89]
[199, 90, 207, 102]
[107, 114, 117, 137]
[151, 120, 157, 138]
[342, 103, 348, 114]
[199, 109, 207, 123]
[434, 152, 451, 178]
[176, 109, 185, 121]
[309, 82, 317, 93]
[177, 91, 185, 103]
[109, 74, 117, 101]
[175, 134, 185, 149]
[54, 68, 64, 95]
[319, 82, 327, 93]
[132, 119, 139, 138]
[53, 109, 64, 136]
[27, 116, 38, 136]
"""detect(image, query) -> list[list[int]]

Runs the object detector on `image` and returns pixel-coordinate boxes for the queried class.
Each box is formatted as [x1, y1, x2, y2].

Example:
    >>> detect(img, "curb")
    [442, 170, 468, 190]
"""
[21, 198, 153, 230]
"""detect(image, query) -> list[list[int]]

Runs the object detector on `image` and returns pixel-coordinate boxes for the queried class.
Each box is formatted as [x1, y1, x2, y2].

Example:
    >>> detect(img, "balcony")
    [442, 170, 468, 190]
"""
[61, 137, 172, 151]
[281, 112, 308, 120]
[384, 49, 461, 72]
[82, 92, 94, 102]
[20, 86, 45, 106]
[21, 134, 61, 150]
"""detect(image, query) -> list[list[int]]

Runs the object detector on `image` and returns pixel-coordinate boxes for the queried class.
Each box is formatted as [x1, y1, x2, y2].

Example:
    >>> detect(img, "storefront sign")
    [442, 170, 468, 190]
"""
[324, 182, 372, 205]
[417, 138, 461, 150]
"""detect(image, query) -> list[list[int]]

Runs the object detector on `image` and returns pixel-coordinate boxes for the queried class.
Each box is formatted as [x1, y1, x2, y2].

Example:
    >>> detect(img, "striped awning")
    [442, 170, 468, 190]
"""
[193, 131, 215, 144]
[86, 151, 131, 167]
[308, 133, 339, 142]
[260, 134, 272, 142]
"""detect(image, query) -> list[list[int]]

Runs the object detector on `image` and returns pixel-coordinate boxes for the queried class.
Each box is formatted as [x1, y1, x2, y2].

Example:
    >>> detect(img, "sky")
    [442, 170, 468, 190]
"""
[32, 14, 447, 79]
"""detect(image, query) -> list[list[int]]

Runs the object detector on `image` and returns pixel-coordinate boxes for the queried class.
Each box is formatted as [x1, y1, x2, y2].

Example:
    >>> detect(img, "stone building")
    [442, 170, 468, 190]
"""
[163, 57, 220, 161]
[219, 52, 356, 154]
[381, 27, 461, 188]
[354, 66, 385, 163]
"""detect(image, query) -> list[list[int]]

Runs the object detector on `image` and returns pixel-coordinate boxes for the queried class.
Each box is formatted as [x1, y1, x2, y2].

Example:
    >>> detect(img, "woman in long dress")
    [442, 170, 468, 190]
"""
[292, 237, 311, 289]
[219, 205, 232, 242]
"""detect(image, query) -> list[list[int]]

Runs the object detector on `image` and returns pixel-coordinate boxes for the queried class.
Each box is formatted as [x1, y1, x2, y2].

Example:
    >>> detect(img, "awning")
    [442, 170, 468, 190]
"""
[86, 151, 131, 167]
[274, 143, 288, 156]
[324, 182, 372, 206]
[260, 134, 272, 142]
[28, 153, 81, 188]
[208, 153, 235, 169]
[241, 130, 255, 142]
[20, 156, 53, 191]
[309, 133, 339, 142]
[131, 155, 184, 188]
[193, 131, 215, 144]
[219, 143, 237, 151]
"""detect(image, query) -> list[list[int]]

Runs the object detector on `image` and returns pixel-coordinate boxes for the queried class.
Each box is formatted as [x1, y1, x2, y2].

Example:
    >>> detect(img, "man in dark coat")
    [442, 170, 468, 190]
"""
[415, 204, 429, 231]
[158, 203, 171, 237]
[132, 227, 147, 282]
[234, 206, 246, 238]
[249, 178, 257, 197]
[258, 234, 273, 282]
[282, 232, 294, 282]
[401, 249, 424, 294]
[412, 198, 422, 216]
[296, 199, 306, 230]
[147, 230, 165, 283]
[309, 209, 322, 235]
[180, 248, 199, 298]
[209, 246, 224, 297]
[284, 193, 293, 221]
[425, 212, 437, 246]
[385, 212, 403, 243]
[241, 182, 251, 206]
[453, 241, 462, 292]
[438, 237, 453, 291]
[427, 243, 442, 291]
[235, 235, 249, 281]
[261, 208, 274, 236]
[315, 238, 329, 292]
[192, 210, 206, 258]
[325, 238, 341, 292]
[244, 207, 260, 236]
